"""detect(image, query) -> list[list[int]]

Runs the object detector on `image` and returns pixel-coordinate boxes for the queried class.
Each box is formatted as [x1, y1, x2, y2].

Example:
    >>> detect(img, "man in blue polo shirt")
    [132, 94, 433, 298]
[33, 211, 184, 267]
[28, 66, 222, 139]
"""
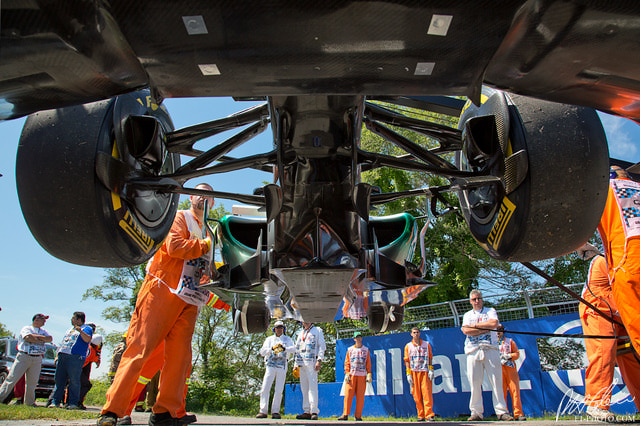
[50, 311, 93, 409]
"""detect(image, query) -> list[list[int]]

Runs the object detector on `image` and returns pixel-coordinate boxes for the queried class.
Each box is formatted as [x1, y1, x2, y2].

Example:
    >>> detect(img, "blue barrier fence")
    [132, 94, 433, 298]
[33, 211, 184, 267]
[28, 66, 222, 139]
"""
[284, 313, 637, 418]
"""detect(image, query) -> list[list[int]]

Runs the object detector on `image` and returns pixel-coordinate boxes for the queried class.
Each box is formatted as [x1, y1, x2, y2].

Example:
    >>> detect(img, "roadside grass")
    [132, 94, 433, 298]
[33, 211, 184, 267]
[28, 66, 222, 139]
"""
[0, 404, 95, 421]
[84, 379, 109, 407]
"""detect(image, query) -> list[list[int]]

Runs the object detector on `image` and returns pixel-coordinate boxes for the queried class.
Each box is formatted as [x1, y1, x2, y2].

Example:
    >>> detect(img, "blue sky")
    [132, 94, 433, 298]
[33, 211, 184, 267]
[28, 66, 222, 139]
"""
[1, 97, 639, 377]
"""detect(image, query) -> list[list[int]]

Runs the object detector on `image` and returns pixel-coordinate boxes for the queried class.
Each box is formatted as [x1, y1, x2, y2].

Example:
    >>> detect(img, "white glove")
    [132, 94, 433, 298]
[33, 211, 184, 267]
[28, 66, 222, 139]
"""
[500, 353, 510, 365]
[428, 369, 434, 381]
[344, 375, 351, 384]
[406, 374, 413, 387]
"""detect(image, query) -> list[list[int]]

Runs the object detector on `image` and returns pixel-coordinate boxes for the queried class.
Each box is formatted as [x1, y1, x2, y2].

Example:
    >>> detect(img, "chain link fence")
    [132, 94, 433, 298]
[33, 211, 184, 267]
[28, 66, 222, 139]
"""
[335, 283, 583, 339]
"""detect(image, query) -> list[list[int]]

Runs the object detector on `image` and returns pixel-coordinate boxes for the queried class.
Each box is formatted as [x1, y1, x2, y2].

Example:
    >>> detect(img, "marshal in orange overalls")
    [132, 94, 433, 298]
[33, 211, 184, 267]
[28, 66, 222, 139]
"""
[498, 337, 524, 419]
[341, 338, 371, 420]
[580, 254, 640, 411]
[404, 334, 435, 420]
[101, 207, 227, 419]
[598, 173, 640, 356]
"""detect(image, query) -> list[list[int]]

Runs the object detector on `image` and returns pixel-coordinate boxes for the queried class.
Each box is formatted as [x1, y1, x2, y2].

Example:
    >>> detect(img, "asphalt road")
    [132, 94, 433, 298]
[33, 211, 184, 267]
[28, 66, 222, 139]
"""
[0, 406, 632, 426]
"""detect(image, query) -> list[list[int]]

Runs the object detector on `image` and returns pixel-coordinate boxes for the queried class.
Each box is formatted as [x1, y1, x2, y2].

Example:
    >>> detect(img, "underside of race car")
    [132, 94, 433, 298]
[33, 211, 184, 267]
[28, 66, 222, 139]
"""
[3, 0, 636, 331]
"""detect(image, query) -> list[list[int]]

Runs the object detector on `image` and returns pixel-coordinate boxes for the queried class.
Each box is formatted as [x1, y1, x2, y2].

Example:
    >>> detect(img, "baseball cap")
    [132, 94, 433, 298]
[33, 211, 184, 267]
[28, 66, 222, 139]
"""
[33, 313, 49, 321]
[354, 331, 363, 338]
[274, 321, 285, 328]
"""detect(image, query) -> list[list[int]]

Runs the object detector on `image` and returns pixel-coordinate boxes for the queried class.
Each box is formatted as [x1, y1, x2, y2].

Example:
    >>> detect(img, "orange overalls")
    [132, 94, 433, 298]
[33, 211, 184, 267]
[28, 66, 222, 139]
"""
[102, 209, 217, 418]
[580, 254, 640, 411]
[404, 339, 435, 420]
[342, 345, 371, 418]
[598, 177, 640, 355]
[124, 341, 189, 417]
[499, 338, 523, 418]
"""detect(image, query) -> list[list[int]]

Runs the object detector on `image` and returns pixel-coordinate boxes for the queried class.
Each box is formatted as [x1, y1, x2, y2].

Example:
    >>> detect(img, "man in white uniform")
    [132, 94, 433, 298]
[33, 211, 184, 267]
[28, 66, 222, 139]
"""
[0, 314, 52, 406]
[256, 321, 295, 419]
[294, 322, 326, 420]
[461, 290, 513, 421]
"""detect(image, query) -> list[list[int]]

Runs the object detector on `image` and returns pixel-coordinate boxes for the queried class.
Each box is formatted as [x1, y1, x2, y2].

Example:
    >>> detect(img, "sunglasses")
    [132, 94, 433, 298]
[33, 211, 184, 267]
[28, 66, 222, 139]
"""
[470, 298, 483, 301]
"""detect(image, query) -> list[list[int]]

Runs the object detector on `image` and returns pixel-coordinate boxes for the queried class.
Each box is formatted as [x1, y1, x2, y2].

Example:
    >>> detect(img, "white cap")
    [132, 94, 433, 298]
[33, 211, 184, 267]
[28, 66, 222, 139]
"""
[274, 321, 285, 328]
[91, 334, 103, 346]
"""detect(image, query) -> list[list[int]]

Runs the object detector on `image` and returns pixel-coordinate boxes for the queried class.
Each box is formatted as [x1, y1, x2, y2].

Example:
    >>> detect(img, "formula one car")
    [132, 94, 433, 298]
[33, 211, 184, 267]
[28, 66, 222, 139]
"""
[3, 1, 636, 331]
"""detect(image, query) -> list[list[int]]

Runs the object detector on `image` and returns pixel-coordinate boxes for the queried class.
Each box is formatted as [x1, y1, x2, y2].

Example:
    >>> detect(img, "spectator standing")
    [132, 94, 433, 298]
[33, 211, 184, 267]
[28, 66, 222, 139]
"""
[461, 290, 512, 421]
[294, 322, 326, 420]
[108, 333, 127, 384]
[145, 371, 161, 412]
[497, 325, 526, 421]
[256, 320, 295, 419]
[403, 327, 435, 422]
[338, 331, 371, 421]
[51, 311, 93, 409]
[78, 333, 102, 409]
[0, 313, 52, 406]
[578, 249, 640, 421]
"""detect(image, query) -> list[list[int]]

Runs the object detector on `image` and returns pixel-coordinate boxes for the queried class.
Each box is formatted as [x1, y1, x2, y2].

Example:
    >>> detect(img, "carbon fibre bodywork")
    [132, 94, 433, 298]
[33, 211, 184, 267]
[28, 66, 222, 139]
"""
[2, 1, 640, 121]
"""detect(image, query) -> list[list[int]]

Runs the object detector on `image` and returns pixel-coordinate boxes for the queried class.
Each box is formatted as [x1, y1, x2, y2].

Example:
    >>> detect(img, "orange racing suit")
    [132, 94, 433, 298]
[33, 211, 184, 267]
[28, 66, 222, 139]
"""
[124, 341, 190, 417]
[598, 176, 640, 355]
[580, 254, 640, 410]
[101, 209, 223, 418]
[342, 345, 371, 418]
[499, 337, 523, 418]
[404, 339, 435, 420]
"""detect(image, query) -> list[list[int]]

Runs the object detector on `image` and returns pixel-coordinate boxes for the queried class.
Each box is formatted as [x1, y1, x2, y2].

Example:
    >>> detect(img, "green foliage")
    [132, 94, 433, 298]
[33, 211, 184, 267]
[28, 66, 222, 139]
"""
[187, 306, 262, 414]
[0, 323, 13, 338]
[537, 337, 587, 371]
[82, 265, 146, 324]
[83, 378, 110, 406]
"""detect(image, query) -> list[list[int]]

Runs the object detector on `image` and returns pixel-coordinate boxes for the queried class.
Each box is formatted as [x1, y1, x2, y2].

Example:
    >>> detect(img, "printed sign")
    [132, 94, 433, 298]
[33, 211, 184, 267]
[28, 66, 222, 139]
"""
[284, 313, 637, 418]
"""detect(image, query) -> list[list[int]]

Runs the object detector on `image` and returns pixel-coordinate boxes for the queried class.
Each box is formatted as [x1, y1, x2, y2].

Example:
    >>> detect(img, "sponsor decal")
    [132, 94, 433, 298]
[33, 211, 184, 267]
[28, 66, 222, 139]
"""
[119, 210, 155, 254]
[487, 196, 515, 250]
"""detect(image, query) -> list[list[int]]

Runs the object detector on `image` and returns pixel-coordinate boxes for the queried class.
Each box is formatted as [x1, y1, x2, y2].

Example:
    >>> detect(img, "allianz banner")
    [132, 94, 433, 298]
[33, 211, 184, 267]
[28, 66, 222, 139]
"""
[284, 313, 637, 418]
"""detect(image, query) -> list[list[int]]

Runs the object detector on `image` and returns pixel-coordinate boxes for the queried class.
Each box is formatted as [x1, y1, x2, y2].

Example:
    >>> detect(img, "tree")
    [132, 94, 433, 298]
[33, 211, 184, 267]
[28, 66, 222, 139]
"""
[537, 337, 587, 371]
[82, 265, 146, 324]
[0, 322, 13, 338]
[188, 306, 264, 414]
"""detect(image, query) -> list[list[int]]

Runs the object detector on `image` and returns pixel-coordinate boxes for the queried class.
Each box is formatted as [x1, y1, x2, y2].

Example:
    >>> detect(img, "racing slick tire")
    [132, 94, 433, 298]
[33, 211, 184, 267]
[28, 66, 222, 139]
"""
[16, 90, 180, 267]
[367, 302, 404, 333]
[456, 87, 609, 261]
[234, 300, 271, 334]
